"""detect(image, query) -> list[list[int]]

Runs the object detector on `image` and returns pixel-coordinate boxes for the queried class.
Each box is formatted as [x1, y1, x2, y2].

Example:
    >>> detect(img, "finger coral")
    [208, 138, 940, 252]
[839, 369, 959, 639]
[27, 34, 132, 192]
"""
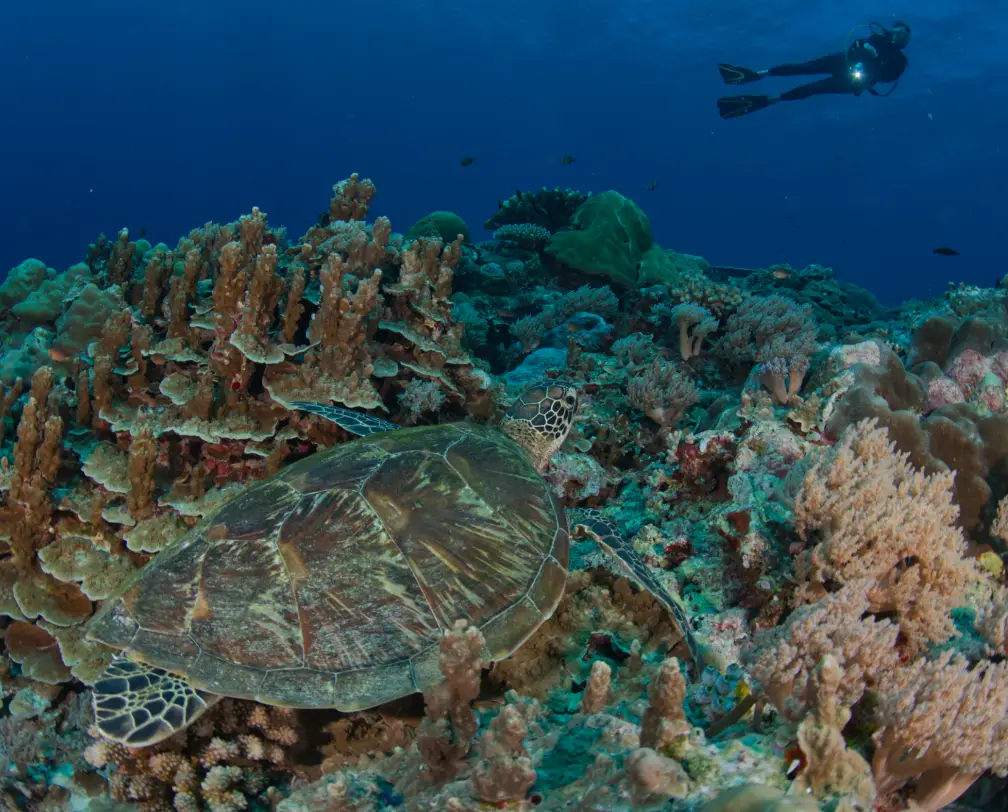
[470, 704, 536, 802]
[417, 621, 486, 781]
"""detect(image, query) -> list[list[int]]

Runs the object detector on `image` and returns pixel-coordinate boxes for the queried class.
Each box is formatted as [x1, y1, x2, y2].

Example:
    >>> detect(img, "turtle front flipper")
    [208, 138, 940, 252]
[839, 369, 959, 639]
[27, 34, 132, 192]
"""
[290, 402, 401, 437]
[92, 658, 220, 747]
[567, 507, 703, 670]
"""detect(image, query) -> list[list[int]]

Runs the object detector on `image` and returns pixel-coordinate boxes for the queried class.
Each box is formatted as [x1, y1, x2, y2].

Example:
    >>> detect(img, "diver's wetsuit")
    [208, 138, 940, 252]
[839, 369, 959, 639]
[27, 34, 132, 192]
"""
[717, 24, 910, 118]
[769, 34, 908, 100]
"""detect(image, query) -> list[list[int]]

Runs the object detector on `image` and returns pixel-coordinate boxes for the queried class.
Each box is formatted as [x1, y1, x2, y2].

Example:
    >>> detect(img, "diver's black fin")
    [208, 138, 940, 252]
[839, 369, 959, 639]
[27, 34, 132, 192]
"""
[718, 64, 763, 85]
[717, 95, 776, 119]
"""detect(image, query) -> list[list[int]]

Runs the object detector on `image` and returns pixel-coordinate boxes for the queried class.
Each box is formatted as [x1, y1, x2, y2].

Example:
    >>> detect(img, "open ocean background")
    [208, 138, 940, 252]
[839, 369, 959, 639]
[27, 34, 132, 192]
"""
[1, 0, 1003, 304]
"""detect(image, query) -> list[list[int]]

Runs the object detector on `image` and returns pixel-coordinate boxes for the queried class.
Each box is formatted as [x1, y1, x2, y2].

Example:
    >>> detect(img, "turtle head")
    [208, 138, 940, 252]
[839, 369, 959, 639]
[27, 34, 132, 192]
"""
[502, 380, 579, 472]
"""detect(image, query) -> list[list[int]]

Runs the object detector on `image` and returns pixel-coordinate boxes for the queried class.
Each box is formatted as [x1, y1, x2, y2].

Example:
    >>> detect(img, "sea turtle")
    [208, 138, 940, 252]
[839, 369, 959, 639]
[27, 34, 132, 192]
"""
[87, 380, 697, 747]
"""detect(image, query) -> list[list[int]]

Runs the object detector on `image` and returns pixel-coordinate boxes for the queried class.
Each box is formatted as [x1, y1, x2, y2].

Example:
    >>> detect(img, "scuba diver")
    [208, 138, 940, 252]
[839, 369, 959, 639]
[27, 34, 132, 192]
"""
[717, 20, 910, 119]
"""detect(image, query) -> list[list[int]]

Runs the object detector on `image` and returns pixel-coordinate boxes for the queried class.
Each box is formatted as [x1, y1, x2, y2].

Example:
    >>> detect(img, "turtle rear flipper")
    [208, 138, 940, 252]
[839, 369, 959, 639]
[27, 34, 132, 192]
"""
[568, 507, 702, 670]
[92, 658, 219, 747]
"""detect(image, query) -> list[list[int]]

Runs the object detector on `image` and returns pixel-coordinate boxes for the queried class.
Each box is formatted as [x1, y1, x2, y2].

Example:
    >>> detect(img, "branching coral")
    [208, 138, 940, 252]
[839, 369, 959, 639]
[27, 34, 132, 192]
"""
[791, 655, 875, 808]
[127, 428, 157, 520]
[872, 650, 1008, 810]
[579, 660, 612, 714]
[742, 581, 899, 719]
[470, 704, 536, 802]
[328, 172, 377, 222]
[0, 367, 92, 628]
[417, 621, 486, 781]
[792, 419, 980, 652]
[83, 699, 297, 810]
[264, 250, 384, 410]
[639, 657, 690, 750]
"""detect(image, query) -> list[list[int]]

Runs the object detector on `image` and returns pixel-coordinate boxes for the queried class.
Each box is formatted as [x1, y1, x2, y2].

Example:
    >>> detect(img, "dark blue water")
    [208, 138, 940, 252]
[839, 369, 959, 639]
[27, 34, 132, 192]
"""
[1, 0, 1003, 304]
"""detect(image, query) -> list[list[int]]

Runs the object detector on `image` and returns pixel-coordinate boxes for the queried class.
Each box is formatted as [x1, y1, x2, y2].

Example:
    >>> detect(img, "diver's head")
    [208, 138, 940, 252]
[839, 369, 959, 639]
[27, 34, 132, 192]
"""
[891, 20, 911, 49]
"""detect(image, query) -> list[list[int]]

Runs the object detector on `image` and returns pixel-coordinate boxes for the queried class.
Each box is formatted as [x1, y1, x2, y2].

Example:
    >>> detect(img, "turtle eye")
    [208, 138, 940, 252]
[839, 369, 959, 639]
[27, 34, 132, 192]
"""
[564, 394, 577, 408]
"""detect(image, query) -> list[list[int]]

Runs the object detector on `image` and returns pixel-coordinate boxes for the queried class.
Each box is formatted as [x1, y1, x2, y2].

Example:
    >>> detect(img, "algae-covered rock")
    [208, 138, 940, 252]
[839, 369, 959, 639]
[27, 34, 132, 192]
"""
[407, 210, 470, 243]
[546, 191, 654, 288]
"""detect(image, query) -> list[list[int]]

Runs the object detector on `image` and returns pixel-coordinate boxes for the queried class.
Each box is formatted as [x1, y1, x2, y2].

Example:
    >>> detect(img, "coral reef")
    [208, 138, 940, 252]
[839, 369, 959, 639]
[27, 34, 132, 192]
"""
[0, 176, 1006, 812]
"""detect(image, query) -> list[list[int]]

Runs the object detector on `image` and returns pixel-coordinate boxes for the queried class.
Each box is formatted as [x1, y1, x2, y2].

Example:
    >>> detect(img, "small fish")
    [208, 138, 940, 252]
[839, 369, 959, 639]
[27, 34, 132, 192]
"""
[560, 155, 576, 165]
[48, 347, 71, 363]
[646, 180, 658, 191]
[772, 268, 792, 280]
[138, 227, 147, 238]
[460, 156, 474, 167]
[933, 246, 960, 256]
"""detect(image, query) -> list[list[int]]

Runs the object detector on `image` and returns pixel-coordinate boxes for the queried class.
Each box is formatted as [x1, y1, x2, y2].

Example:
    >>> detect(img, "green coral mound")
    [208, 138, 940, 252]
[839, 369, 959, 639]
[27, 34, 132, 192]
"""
[546, 191, 667, 288]
[407, 210, 470, 243]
